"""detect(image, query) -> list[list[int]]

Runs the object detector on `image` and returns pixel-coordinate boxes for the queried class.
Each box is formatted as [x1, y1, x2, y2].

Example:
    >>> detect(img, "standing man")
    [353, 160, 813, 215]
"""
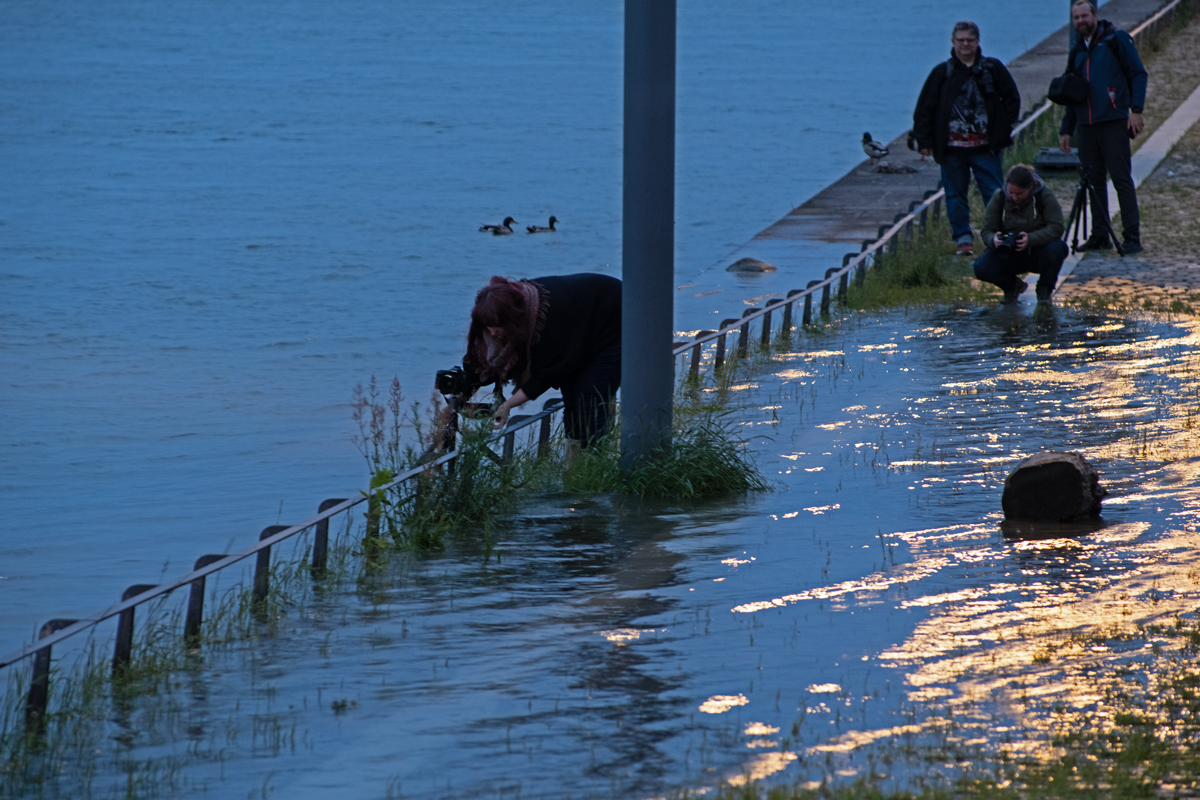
[1057, 0, 1148, 254]
[913, 21, 1021, 257]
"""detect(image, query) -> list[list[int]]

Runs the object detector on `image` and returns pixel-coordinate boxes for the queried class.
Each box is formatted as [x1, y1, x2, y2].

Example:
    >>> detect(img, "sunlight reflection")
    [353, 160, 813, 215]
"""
[699, 694, 749, 714]
[724, 751, 798, 786]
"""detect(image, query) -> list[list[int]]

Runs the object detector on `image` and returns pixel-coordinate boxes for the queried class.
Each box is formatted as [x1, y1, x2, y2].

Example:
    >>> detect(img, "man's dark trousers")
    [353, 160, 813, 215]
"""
[974, 240, 1069, 296]
[1078, 119, 1139, 244]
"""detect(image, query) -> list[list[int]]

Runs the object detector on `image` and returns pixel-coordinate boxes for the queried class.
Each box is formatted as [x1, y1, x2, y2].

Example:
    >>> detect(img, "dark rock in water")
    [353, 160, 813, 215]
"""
[1001, 451, 1106, 522]
[726, 257, 777, 273]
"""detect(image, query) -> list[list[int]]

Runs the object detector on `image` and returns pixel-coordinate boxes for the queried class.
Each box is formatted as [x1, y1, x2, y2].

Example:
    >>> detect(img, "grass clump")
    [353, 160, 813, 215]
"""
[352, 376, 558, 552]
[847, 214, 997, 310]
[352, 376, 769, 551]
[563, 408, 769, 499]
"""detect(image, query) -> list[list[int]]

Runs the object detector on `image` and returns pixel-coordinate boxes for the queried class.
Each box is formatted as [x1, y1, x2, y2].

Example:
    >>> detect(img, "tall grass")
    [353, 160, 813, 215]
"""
[352, 375, 770, 548]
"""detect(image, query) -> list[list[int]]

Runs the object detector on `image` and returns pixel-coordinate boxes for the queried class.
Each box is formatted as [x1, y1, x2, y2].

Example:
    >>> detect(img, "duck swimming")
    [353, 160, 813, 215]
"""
[479, 216, 517, 235]
[861, 132, 889, 166]
[526, 216, 558, 233]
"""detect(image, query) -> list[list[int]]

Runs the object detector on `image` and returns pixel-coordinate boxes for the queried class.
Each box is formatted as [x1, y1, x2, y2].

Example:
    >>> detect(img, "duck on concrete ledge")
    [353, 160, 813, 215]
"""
[861, 132, 889, 165]
[526, 216, 558, 233]
[479, 217, 517, 235]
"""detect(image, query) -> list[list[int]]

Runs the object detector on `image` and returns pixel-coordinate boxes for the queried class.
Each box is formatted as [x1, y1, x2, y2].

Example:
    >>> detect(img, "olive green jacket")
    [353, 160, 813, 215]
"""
[980, 176, 1065, 250]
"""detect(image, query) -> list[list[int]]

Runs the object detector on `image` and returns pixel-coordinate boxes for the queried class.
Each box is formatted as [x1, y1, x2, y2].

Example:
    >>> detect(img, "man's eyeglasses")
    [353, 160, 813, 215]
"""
[953, 37, 979, 44]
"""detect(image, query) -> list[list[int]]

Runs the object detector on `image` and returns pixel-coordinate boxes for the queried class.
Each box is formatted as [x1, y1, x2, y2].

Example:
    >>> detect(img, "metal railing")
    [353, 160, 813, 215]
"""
[3, 397, 564, 729]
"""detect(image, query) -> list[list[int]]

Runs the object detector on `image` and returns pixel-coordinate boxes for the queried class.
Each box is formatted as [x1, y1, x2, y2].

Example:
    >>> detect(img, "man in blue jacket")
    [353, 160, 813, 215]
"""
[1057, 0, 1148, 254]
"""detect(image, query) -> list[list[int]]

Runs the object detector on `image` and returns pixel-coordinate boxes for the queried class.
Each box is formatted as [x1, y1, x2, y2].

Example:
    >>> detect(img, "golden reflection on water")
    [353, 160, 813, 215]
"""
[724, 751, 799, 787]
[724, 318, 1200, 778]
[698, 694, 749, 714]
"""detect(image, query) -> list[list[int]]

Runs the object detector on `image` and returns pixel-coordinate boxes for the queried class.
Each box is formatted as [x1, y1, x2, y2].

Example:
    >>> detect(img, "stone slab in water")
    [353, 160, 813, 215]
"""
[1002, 450, 1106, 522]
[726, 257, 777, 273]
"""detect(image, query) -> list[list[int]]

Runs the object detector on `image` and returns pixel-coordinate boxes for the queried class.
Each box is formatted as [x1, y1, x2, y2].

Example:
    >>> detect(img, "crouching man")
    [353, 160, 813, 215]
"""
[974, 164, 1069, 306]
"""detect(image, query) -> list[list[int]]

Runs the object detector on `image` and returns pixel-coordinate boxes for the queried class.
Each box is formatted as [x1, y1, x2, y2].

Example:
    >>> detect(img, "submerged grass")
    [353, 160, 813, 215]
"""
[701, 612, 1200, 799]
[0, 520, 359, 800]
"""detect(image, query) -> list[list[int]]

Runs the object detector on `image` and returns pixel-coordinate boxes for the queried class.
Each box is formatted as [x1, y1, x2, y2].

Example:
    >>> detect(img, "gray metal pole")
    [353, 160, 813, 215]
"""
[620, 0, 676, 473]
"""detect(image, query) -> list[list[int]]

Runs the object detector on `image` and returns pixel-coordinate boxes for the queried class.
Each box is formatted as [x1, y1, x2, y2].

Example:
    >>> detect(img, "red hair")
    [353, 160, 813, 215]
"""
[466, 276, 534, 381]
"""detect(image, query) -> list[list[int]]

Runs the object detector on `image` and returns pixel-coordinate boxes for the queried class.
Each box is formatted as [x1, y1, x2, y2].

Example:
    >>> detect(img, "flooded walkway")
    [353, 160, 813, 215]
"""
[45, 302, 1200, 799]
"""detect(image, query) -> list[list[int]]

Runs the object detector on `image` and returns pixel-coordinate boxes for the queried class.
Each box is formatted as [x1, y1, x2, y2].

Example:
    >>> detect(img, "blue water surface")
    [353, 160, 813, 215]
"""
[0, 0, 1070, 648]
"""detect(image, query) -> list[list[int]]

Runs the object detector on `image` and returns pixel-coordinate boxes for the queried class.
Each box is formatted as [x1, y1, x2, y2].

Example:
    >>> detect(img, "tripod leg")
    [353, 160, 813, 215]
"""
[1084, 179, 1124, 256]
[1066, 183, 1086, 253]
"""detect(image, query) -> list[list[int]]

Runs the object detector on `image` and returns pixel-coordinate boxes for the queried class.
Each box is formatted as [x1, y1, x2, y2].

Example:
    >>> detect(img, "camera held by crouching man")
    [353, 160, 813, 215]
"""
[973, 164, 1069, 307]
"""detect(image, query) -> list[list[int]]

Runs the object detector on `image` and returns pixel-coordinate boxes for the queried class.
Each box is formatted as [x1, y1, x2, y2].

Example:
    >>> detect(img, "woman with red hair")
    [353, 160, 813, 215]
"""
[455, 273, 621, 446]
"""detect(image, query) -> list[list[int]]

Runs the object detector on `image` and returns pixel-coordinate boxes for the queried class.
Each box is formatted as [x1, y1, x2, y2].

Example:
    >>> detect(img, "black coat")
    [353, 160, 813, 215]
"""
[463, 273, 621, 400]
[912, 51, 1020, 164]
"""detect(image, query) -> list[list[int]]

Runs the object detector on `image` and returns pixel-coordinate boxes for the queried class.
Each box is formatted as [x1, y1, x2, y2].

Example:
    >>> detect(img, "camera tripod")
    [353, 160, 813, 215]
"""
[1064, 172, 1125, 257]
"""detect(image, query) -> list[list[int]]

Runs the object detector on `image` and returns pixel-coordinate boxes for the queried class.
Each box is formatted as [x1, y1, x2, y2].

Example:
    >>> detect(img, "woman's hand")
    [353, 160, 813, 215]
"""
[493, 401, 512, 430]
[493, 388, 530, 430]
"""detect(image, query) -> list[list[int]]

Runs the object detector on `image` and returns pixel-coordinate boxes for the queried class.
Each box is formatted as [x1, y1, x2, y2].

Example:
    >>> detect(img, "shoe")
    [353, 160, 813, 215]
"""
[1121, 240, 1143, 255]
[1076, 235, 1112, 251]
[1036, 285, 1054, 305]
[1002, 279, 1028, 305]
[956, 242, 974, 257]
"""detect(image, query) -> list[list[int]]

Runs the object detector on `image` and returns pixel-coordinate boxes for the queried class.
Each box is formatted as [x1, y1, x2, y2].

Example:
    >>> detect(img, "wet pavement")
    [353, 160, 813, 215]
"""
[25, 301, 1200, 799]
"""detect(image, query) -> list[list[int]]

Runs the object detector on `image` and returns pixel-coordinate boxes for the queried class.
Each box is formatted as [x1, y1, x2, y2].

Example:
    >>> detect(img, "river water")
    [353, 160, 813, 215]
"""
[0, 0, 1078, 649]
[15, 304, 1200, 799]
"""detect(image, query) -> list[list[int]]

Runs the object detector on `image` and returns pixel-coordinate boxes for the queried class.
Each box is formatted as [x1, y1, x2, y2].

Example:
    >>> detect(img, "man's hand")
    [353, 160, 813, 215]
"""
[1128, 112, 1144, 138]
[1059, 134, 1073, 154]
[919, 148, 932, 157]
[993, 233, 1004, 249]
[1015, 232, 1029, 252]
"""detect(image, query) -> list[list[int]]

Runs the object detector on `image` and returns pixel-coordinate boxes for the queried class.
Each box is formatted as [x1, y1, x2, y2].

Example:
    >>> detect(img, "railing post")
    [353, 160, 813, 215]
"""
[821, 268, 837, 315]
[505, 416, 533, 462]
[906, 202, 920, 244]
[781, 291, 800, 335]
[26, 619, 78, 732]
[186, 555, 228, 644]
[891, 212, 905, 255]
[802, 280, 820, 326]
[715, 318, 737, 369]
[113, 584, 158, 676]
[876, 226, 890, 268]
[538, 398, 562, 456]
[759, 307, 773, 350]
[313, 498, 346, 576]
[690, 332, 713, 378]
[737, 309, 760, 359]
[255, 525, 289, 609]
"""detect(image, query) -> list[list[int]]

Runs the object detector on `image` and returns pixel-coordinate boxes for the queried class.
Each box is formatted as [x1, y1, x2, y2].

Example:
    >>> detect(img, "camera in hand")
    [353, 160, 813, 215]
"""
[435, 366, 470, 397]
[995, 231, 1018, 254]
